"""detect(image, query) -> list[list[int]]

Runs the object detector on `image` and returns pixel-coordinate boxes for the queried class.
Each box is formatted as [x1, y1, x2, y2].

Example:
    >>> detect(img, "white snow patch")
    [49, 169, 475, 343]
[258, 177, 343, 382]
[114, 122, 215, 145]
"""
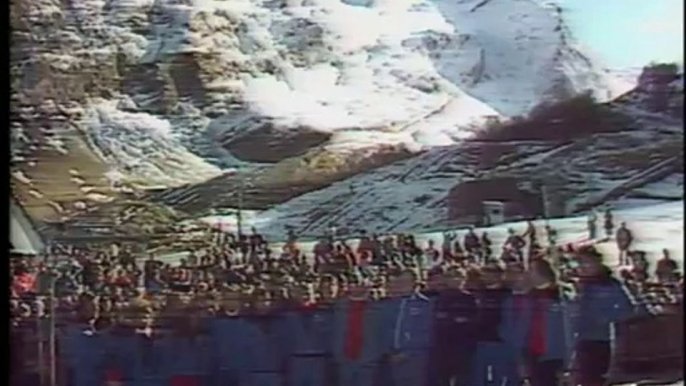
[12, 171, 33, 185]
[82, 101, 222, 188]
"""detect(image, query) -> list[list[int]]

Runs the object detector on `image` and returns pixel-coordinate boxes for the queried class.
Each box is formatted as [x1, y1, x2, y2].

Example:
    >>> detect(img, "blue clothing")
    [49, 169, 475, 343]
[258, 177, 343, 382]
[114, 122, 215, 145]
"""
[209, 317, 249, 386]
[338, 361, 377, 386]
[572, 277, 634, 343]
[105, 330, 139, 385]
[243, 372, 281, 386]
[385, 294, 434, 354]
[159, 334, 211, 384]
[385, 294, 434, 386]
[133, 334, 165, 386]
[61, 326, 106, 386]
[390, 350, 429, 386]
[243, 315, 291, 375]
[471, 342, 518, 386]
[286, 307, 334, 386]
[286, 307, 334, 355]
[290, 357, 326, 386]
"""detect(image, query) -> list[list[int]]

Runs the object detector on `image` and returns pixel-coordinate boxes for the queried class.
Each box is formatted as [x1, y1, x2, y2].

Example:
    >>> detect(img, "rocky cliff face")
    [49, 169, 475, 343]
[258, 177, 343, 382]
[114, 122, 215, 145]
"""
[11, 0, 628, 223]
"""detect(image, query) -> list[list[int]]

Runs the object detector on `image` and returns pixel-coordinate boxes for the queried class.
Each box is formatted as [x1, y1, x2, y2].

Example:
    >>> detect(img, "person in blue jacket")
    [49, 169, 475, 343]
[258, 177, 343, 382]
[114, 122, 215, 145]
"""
[332, 279, 383, 386]
[383, 270, 434, 386]
[570, 246, 640, 386]
[286, 283, 334, 386]
[209, 293, 248, 386]
[60, 293, 107, 386]
[242, 291, 292, 386]
[159, 309, 212, 386]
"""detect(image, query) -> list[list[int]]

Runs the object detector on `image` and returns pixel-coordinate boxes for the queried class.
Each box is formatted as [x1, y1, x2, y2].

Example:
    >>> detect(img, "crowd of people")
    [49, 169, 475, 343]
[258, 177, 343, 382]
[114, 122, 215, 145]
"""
[10, 217, 683, 386]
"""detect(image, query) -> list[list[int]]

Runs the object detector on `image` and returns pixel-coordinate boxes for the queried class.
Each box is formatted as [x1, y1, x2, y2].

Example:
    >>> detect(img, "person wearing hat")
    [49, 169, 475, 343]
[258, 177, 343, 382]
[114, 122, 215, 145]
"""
[569, 247, 640, 386]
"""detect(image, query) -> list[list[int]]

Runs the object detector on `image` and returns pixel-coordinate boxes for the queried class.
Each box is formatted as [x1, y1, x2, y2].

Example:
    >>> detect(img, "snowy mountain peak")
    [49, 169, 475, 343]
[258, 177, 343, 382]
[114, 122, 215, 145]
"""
[12, 0, 629, 196]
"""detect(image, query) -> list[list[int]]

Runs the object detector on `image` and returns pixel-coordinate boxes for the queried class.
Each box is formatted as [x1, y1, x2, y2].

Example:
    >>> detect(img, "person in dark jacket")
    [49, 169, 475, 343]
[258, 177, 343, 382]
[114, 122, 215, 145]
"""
[587, 212, 598, 240]
[523, 220, 538, 245]
[603, 209, 614, 239]
[286, 284, 334, 386]
[615, 223, 633, 266]
[522, 259, 569, 386]
[481, 232, 493, 261]
[242, 292, 292, 386]
[429, 271, 477, 386]
[656, 249, 679, 284]
[471, 264, 514, 386]
[505, 229, 526, 264]
[464, 229, 482, 262]
[571, 247, 639, 386]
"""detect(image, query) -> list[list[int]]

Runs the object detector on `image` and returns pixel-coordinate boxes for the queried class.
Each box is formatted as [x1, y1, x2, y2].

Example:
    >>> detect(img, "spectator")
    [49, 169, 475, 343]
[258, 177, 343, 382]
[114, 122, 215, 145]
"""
[615, 223, 634, 265]
[471, 264, 512, 386]
[571, 246, 638, 386]
[656, 249, 679, 284]
[464, 229, 482, 261]
[429, 270, 477, 386]
[332, 280, 381, 386]
[587, 212, 598, 240]
[385, 270, 433, 386]
[522, 259, 568, 386]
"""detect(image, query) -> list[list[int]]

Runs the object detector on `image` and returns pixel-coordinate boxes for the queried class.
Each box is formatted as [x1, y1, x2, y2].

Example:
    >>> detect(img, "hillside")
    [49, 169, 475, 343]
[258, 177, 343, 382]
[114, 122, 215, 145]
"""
[10, 0, 629, 226]
[191, 67, 682, 238]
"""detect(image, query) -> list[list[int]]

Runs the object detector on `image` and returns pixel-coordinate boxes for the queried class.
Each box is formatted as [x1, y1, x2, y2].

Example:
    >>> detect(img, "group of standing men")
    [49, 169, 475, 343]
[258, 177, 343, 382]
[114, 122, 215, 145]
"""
[56, 247, 646, 386]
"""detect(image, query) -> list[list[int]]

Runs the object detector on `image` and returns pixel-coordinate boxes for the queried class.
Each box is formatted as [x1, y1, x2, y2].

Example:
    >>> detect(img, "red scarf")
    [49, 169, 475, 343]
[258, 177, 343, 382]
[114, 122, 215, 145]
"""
[344, 300, 368, 360]
[529, 288, 555, 357]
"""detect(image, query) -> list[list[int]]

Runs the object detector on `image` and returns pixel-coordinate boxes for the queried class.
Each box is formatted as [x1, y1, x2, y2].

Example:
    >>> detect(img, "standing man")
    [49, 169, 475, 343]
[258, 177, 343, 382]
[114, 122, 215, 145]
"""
[464, 228, 482, 263]
[655, 249, 679, 284]
[615, 223, 634, 266]
[570, 247, 641, 386]
[332, 280, 383, 386]
[587, 212, 598, 240]
[243, 292, 291, 386]
[286, 283, 334, 386]
[522, 259, 569, 386]
[209, 293, 248, 386]
[429, 271, 478, 386]
[471, 265, 514, 386]
[384, 270, 434, 386]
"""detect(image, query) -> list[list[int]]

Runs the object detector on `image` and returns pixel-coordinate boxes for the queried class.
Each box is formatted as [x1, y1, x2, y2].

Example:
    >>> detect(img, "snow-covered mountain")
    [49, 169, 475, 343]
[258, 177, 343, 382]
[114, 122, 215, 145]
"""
[167, 71, 682, 239]
[11, 0, 632, 223]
